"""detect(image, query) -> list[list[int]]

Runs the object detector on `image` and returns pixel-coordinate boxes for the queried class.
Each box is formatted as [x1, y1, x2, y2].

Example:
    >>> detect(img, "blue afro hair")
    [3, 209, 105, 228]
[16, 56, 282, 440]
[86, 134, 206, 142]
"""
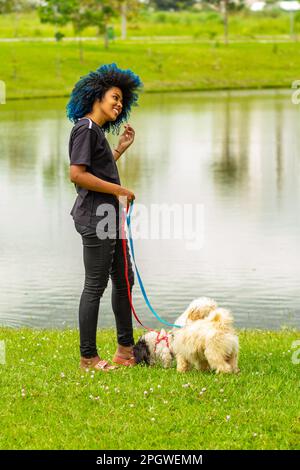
[66, 63, 143, 135]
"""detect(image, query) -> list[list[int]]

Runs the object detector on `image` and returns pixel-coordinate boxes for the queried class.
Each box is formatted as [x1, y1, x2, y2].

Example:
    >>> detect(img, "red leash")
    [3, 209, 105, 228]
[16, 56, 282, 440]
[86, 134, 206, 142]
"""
[121, 206, 171, 350]
[121, 206, 153, 333]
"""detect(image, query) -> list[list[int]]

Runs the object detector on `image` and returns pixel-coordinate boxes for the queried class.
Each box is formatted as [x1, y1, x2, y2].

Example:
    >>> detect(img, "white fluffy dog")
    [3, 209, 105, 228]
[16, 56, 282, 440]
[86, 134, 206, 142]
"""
[133, 297, 219, 368]
[172, 308, 239, 374]
[174, 297, 218, 327]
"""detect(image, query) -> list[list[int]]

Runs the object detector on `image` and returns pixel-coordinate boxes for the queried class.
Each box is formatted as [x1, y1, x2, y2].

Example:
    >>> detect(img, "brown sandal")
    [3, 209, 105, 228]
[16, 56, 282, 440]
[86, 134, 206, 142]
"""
[112, 354, 136, 367]
[80, 356, 118, 371]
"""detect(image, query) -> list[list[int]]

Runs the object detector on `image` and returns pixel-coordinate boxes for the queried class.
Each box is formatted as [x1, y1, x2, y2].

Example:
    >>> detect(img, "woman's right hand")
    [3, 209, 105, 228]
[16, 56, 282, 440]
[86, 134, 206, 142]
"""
[114, 186, 136, 206]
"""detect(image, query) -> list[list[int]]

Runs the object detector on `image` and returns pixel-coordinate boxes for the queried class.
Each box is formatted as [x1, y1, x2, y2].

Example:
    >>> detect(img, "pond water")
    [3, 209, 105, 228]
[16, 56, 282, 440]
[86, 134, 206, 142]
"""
[0, 89, 299, 330]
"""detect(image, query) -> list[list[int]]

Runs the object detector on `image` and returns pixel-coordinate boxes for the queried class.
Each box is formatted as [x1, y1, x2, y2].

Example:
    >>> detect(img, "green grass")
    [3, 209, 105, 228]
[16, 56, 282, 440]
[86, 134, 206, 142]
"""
[0, 327, 299, 450]
[1, 41, 300, 100]
[0, 10, 300, 39]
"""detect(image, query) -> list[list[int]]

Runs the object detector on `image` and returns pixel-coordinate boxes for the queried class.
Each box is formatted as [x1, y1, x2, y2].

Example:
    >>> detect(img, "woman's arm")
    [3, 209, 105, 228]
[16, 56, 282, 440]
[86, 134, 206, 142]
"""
[113, 124, 135, 161]
[70, 164, 135, 202]
[113, 147, 123, 162]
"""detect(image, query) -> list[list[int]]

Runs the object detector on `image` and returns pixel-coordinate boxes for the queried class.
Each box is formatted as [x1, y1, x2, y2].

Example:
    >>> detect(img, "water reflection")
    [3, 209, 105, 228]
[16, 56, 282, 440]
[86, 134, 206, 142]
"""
[0, 89, 299, 330]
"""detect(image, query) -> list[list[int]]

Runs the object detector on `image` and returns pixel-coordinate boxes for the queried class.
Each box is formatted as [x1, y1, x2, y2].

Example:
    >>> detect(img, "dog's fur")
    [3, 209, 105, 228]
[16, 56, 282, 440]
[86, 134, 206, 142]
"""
[174, 297, 218, 327]
[133, 297, 218, 368]
[172, 308, 239, 374]
[133, 329, 174, 368]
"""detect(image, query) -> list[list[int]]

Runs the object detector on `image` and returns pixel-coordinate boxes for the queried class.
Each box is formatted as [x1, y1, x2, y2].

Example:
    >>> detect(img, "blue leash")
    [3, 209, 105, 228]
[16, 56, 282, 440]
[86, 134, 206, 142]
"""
[125, 201, 182, 329]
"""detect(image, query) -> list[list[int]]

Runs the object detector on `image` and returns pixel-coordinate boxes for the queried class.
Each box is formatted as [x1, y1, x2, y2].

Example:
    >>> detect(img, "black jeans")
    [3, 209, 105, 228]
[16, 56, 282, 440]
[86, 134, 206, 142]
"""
[74, 222, 135, 358]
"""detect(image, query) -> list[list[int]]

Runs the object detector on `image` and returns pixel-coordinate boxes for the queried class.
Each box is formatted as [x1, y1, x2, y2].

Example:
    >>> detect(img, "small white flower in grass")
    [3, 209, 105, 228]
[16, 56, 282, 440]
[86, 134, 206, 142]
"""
[21, 336, 26, 340]
[151, 418, 155, 422]
[287, 350, 291, 353]
[95, 396, 100, 400]
[144, 391, 148, 396]
[220, 388, 224, 393]
[253, 433, 257, 437]
[199, 391, 203, 396]
[224, 399, 227, 402]
[130, 404, 134, 408]
[89, 395, 94, 400]
[150, 388, 154, 392]
[105, 386, 109, 391]
[60, 372, 65, 378]
[182, 383, 190, 388]
[76, 382, 80, 386]
[114, 388, 120, 393]
[226, 415, 230, 421]
[202, 387, 207, 392]
[157, 385, 161, 389]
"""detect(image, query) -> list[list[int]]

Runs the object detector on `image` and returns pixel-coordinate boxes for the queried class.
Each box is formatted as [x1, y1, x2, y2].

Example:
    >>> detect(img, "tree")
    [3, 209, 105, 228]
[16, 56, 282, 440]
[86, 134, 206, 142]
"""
[204, 1, 245, 44]
[38, 0, 77, 37]
[38, 0, 141, 56]
[116, 0, 142, 40]
[0, 1, 34, 79]
[0, 0, 33, 36]
[38, 0, 114, 62]
[77, 0, 119, 49]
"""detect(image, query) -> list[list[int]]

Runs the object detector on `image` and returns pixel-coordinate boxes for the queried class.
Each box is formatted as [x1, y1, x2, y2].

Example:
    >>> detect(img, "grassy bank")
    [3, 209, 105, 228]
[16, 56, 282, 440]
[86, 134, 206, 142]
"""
[0, 10, 299, 39]
[0, 327, 299, 450]
[1, 41, 299, 100]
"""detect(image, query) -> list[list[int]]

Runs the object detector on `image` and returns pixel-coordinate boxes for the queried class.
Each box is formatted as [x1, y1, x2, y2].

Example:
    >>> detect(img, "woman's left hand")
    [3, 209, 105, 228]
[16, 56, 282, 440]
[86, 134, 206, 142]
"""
[117, 124, 135, 153]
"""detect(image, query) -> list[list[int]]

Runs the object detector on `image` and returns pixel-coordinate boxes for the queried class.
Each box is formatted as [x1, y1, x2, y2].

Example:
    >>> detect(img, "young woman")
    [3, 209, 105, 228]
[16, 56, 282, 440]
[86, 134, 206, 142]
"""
[66, 63, 143, 371]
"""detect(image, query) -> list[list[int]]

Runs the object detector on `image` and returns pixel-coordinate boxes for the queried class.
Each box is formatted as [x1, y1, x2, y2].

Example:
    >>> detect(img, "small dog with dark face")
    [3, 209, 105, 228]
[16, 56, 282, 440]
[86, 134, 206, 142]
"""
[133, 329, 174, 368]
[133, 297, 218, 368]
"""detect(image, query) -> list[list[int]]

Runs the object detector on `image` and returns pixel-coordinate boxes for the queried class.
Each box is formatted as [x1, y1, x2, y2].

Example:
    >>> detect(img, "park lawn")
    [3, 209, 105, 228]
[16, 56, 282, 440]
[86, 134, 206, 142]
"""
[0, 327, 299, 450]
[1, 41, 299, 100]
[0, 10, 299, 39]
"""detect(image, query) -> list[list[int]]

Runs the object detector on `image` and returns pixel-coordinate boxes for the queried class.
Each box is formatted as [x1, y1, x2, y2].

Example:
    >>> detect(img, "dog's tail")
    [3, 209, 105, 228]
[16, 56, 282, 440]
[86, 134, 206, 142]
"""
[207, 308, 233, 327]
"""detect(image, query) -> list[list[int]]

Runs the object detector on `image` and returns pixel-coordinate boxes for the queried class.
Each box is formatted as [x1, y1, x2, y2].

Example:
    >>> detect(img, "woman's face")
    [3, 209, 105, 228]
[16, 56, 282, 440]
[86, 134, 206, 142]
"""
[99, 86, 123, 122]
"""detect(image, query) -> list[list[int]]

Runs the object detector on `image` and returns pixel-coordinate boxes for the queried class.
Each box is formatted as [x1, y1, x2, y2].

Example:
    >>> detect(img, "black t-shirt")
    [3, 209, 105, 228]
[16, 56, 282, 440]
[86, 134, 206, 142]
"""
[69, 117, 121, 228]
